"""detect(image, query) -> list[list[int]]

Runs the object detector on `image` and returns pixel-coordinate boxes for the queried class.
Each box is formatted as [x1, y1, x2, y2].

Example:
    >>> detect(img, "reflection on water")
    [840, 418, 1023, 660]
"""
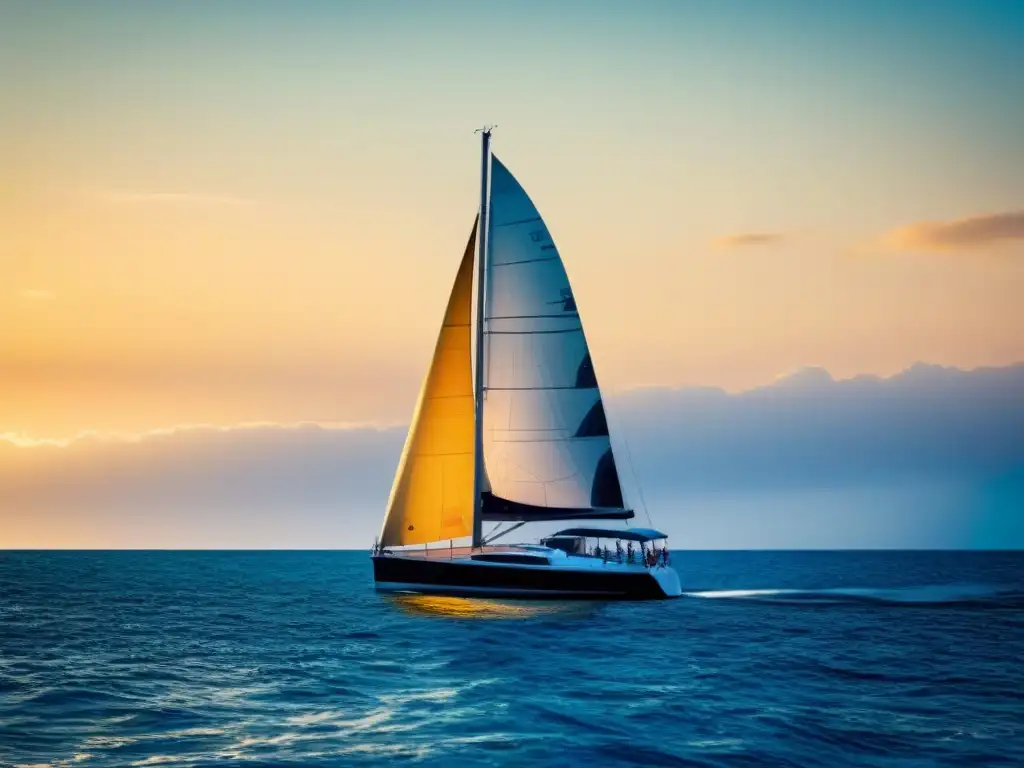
[385, 593, 603, 620]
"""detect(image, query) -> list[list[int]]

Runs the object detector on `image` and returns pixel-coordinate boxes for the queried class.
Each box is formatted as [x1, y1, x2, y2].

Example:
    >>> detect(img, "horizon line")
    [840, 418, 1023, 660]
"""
[3, 547, 1022, 553]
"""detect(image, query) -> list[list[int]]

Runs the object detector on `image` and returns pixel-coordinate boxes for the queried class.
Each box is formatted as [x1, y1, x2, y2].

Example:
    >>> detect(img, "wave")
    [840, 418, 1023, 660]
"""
[682, 583, 1024, 607]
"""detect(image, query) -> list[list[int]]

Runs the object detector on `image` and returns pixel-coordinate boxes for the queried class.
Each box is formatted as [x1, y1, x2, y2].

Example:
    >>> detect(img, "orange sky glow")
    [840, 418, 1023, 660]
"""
[2, 1, 1022, 441]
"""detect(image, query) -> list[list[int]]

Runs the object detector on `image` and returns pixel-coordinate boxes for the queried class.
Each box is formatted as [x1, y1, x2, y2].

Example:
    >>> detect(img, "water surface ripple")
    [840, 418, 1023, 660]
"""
[2, 551, 1022, 767]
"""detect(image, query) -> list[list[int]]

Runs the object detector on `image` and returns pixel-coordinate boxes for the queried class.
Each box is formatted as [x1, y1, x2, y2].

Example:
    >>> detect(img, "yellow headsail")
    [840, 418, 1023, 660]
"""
[379, 219, 478, 547]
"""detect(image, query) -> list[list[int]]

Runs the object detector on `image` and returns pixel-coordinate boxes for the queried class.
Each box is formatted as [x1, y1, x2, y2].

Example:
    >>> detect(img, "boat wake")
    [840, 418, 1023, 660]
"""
[683, 583, 1024, 607]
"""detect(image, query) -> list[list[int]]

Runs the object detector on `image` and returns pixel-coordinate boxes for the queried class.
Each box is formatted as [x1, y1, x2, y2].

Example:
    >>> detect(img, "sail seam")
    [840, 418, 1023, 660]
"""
[485, 327, 583, 335]
[491, 427, 573, 432]
[493, 216, 541, 228]
[492, 256, 558, 267]
[489, 435, 609, 443]
[486, 312, 580, 320]
[485, 385, 597, 391]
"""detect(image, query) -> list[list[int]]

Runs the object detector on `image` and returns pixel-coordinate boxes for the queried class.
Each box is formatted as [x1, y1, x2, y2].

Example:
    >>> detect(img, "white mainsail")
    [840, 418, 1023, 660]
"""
[479, 156, 629, 522]
[379, 221, 478, 547]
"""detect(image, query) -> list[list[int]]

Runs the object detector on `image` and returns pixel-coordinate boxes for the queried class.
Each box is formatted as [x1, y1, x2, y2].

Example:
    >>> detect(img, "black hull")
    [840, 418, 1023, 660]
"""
[372, 555, 671, 600]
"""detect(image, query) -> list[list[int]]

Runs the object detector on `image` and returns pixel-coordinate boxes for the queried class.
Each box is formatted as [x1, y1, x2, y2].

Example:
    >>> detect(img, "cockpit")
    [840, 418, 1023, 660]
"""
[538, 536, 588, 555]
[540, 527, 672, 568]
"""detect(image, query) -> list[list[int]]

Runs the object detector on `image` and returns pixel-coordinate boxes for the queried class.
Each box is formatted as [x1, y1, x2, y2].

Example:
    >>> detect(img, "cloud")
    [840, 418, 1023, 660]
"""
[771, 364, 835, 387]
[0, 421, 406, 548]
[614, 361, 1024, 494]
[880, 210, 1024, 254]
[2, 362, 1022, 548]
[0, 420, 399, 450]
[711, 232, 791, 249]
[0, 432, 73, 448]
[19, 288, 56, 301]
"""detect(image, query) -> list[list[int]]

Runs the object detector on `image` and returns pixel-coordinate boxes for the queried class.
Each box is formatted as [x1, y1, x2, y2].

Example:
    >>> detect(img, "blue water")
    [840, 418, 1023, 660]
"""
[2, 551, 1022, 767]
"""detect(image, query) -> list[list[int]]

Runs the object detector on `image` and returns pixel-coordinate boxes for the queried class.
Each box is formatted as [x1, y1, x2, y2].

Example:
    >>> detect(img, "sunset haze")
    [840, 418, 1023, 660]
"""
[2, 1, 1022, 548]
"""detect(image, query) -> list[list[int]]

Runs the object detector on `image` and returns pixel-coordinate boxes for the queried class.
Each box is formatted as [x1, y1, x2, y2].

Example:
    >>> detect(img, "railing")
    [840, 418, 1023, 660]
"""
[375, 542, 671, 568]
[374, 544, 521, 561]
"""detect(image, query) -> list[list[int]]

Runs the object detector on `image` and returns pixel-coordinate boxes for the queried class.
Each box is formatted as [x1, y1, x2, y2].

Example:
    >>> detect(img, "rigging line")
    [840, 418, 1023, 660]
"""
[622, 429, 652, 529]
[607, 383, 653, 529]
[482, 521, 526, 546]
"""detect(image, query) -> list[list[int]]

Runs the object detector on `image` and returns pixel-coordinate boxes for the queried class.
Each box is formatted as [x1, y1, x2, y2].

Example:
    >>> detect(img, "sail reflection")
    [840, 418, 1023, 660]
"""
[385, 594, 603, 620]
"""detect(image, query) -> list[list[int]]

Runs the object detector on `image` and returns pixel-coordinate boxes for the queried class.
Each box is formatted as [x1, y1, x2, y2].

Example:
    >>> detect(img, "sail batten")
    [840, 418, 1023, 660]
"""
[480, 155, 627, 522]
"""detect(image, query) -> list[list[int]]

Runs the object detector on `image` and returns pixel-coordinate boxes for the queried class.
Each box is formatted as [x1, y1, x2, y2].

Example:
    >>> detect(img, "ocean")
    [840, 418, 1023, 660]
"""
[2, 550, 1022, 767]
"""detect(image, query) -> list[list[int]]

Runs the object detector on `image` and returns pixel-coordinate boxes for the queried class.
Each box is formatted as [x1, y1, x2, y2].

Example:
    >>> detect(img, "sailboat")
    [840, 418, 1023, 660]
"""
[372, 129, 681, 600]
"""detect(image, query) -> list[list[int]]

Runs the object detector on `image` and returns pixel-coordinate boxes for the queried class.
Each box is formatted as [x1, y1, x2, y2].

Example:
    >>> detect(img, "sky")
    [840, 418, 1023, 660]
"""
[2, 363, 1022, 549]
[1, 1, 1022, 547]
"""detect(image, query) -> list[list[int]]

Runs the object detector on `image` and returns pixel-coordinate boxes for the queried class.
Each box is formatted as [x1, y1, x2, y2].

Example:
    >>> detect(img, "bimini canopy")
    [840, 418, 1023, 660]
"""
[552, 527, 668, 543]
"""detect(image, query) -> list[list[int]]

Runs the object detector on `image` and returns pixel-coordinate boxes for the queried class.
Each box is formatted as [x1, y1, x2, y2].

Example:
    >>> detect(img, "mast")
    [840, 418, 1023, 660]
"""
[472, 127, 493, 549]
